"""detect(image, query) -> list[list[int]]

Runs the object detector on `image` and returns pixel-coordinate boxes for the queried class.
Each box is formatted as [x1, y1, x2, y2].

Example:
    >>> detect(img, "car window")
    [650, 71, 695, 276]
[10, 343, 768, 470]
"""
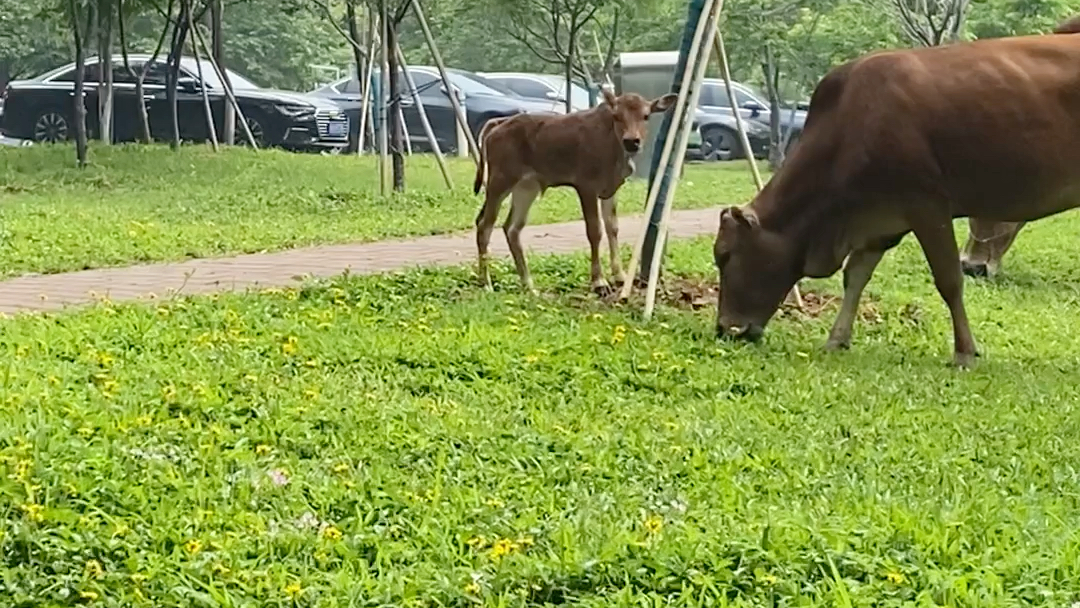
[51, 64, 101, 83]
[502, 78, 552, 100]
[338, 77, 359, 94]
[110, 62, 139, 85]
[143, 61, 173, 86]
[406, 70, 440, 95]
[699, 83, 727, 108]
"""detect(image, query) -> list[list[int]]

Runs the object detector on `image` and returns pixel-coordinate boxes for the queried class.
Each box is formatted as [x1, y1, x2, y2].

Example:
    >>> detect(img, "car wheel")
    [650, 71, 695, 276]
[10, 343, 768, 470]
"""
[233, 113, 266, 147]
[33, 109, 70, 143]
[700, 126, 742, 162]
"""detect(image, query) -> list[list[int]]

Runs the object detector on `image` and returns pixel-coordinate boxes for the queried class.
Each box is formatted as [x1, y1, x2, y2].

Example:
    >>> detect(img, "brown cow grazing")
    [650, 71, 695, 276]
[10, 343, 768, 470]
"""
[713, 20, 1080, 368]
[473, 87, 677, 296]
[959, 20, 1080, 279]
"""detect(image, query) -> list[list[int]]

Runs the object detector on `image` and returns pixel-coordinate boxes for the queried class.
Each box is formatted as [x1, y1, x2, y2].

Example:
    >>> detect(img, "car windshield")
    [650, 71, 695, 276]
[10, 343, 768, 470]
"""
[188, 60, 260, 89]
[441, 69, 507, 96]
[451, 70, 522, 97]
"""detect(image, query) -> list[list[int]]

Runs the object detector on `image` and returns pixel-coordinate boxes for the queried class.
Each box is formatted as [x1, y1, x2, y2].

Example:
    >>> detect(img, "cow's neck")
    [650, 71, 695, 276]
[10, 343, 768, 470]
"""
[749, 166, 847, 278]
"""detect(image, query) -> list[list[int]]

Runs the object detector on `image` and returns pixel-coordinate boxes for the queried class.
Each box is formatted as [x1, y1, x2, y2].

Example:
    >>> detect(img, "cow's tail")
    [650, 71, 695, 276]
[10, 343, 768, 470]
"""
[472, 117, 510, 194]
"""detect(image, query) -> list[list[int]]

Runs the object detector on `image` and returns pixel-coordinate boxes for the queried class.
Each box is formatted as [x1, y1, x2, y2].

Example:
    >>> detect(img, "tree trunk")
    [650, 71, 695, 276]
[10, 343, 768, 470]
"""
[564, 29, 576, 114]
[166, 0, 189, 149]
[761, 46, 783, 171]
[97, 0, 114, 143]
[210, 0, 234, 144]
[346, 0, 365, 153]
[386, 21, 405, 191]
[70, 0, 93, 167]
[0, 62, 11, 96]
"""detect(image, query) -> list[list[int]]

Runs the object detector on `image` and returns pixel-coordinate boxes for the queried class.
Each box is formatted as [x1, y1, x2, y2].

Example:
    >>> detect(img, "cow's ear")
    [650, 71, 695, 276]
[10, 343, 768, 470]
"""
[601, 84, 618, 108]
[650, 93, 678, 113]
[720, 206, 758, 236]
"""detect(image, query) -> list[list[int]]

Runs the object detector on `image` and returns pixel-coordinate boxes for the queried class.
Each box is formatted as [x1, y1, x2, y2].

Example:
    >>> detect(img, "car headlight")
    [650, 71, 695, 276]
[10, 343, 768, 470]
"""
[275, 104, 315, 118]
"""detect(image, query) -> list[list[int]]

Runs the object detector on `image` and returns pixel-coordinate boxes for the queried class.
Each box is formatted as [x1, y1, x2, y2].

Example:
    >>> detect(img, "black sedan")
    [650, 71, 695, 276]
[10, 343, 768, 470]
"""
[310, 66, 562, 154]
[0, 54, 350, 151]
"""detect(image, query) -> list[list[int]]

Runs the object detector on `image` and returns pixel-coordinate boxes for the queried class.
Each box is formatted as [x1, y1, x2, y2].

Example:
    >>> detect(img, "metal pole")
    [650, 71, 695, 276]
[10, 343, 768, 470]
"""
[634, 0, 707, 286]
[410, 0, 479, 162]
[378, 0, 389, 195]
[617, 0, 712, 302]
[643, 0, 722, 320]
[187, 7, 219, 151]
[395, 42, 453, 189]
[357, 12, 375, 155]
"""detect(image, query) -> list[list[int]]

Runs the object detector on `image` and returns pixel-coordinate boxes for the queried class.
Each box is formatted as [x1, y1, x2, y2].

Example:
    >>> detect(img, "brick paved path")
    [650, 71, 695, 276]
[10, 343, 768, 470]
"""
[0, 207, 722, 315]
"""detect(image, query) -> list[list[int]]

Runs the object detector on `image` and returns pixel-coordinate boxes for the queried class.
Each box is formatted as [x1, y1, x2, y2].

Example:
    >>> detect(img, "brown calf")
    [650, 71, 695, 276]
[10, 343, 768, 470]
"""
[472, 87, 677, 295]
[713, 21, 1080, 368]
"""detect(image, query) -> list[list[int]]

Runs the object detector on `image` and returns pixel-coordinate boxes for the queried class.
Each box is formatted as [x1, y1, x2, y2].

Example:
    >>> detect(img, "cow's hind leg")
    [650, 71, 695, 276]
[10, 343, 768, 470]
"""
[825, 234, 905, 351]
[911, 213, 980, 368]
[504, 181, 542, 295]
[576, 187, 610, 296]
[600, 196, 627, 287]
[476, 175, 513, 290]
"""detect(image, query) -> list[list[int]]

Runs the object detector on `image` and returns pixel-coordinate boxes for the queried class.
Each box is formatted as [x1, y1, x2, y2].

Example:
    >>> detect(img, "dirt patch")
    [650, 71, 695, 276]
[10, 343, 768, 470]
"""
[562, 275, 881, 322]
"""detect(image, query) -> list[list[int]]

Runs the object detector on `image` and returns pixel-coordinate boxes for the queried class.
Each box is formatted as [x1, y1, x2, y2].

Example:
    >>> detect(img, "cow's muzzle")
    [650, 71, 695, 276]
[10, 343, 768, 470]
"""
[718, 323, 764, 342]
[623, 138, 641, 153]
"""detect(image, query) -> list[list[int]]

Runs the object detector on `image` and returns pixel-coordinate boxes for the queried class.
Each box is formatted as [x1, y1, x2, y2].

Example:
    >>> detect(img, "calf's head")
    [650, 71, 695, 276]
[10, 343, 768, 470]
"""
[601, 87, 677, 154]
[714, 206, 800, 342]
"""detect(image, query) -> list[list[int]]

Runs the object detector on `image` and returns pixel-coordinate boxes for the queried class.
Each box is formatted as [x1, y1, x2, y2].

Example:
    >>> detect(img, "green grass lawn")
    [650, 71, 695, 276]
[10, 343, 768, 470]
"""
[4, 205, 1080, 606]
[0, 144, 764, 279]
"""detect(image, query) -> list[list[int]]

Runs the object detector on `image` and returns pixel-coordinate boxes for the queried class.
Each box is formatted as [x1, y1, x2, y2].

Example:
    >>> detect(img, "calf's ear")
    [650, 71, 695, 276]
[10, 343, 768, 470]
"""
[650, 93, 678, 113]
[601, 84, 618, 108]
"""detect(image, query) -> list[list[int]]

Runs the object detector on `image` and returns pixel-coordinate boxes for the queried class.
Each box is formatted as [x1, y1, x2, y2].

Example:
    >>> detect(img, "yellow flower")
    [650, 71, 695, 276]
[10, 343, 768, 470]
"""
[885, 570, 906, 584]
[282, 336, 299, 355]
[484, 497, 505, 508]
[21, 503, 44, 522]
[212, 563, 231, 577]
[284, 582, 303, 598]
[78, 426, 95, 438]
[490, 538, 516, 560]
[332, 462, 350, 475]
[255, 444, 272, 456]
[78, 590, 99, 601]
[644, 514, 663, 535]
[610, 325, 627, 345]
[464, 581, 481, 595]
[322, 526, 343, 540]
[184, 539, 202, 555]
[130, 573, 147, 584]
[466, 535, 487, 549]
[95, 351, 113, 366]
[84, 560, 104, 578]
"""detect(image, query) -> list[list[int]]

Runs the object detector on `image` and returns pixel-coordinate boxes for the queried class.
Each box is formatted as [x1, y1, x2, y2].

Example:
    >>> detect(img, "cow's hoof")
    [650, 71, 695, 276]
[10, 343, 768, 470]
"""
[960, 260, 989, 278]
[823, 338, 850, 352]
[592, 283, 614, 298]
[951, 351, 980, 369]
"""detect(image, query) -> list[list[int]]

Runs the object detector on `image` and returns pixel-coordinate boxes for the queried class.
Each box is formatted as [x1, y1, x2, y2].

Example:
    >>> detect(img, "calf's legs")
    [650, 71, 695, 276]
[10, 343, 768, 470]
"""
[577, 187, 611, 296]
[475, 175, 513, 289]
[600, 196, 628, 287]
[503, 182, 541, 294]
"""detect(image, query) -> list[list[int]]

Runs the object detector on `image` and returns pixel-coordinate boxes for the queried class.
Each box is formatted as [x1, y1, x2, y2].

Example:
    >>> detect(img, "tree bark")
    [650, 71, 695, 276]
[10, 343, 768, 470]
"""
[346, 0, 365, 153]
[564, 24, 576, 114]
[386, 20, 405, 191]
[165, 0, 189, 149]
[210, 0, 234, 144]
[97, 0, 114, 143]
[70, 0, 94, 166]
[761, 45, 783, 170]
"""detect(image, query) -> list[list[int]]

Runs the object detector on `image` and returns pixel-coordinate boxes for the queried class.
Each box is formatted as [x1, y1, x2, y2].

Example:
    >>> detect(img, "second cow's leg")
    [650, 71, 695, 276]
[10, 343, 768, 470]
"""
[600, 196, 628, 287]
[503, 181, 542, 295]
[960, 218, 1026, 278]
[576, 187, 610, 296]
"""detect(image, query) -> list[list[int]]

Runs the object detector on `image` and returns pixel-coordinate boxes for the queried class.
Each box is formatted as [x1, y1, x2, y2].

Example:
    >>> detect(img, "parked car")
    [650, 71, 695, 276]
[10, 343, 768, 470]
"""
[310, 66, 562, 154]
[0, 54, 350, 151]
[479, 72, 595, 112]
[697, 78, 807, 155]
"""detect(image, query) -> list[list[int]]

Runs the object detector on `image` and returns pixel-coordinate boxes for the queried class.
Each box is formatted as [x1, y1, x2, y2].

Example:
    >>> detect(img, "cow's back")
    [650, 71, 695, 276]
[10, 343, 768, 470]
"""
[793, 33, 1080, 223]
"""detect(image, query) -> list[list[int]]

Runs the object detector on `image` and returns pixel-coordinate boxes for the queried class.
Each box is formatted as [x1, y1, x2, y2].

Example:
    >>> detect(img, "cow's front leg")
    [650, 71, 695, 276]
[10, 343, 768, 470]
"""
[911, 213, 980, 368]
[600, 196, 627, 287]
[576, 187, 610, 296]
[825, 248, 886, 351]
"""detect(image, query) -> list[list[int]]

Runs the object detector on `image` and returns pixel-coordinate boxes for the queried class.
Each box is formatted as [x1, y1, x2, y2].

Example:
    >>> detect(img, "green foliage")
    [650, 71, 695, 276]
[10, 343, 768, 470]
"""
[0, 144, 764, 278]
[0, 0, 72, 83]
[966, 0, 1077, 38]
[5, 209, 1080, 604]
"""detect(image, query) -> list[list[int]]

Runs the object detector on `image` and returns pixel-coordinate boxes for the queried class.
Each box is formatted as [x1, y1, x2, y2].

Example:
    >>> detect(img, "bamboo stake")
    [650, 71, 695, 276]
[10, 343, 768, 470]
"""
[192, 23, 257, 147]
[396, 40, 453, 189]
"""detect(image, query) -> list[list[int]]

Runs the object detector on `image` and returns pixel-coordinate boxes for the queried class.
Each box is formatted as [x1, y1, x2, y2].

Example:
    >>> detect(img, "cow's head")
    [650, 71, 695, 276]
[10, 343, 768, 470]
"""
[713, 206, 800, 342]
[601, 86, 677, 155]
